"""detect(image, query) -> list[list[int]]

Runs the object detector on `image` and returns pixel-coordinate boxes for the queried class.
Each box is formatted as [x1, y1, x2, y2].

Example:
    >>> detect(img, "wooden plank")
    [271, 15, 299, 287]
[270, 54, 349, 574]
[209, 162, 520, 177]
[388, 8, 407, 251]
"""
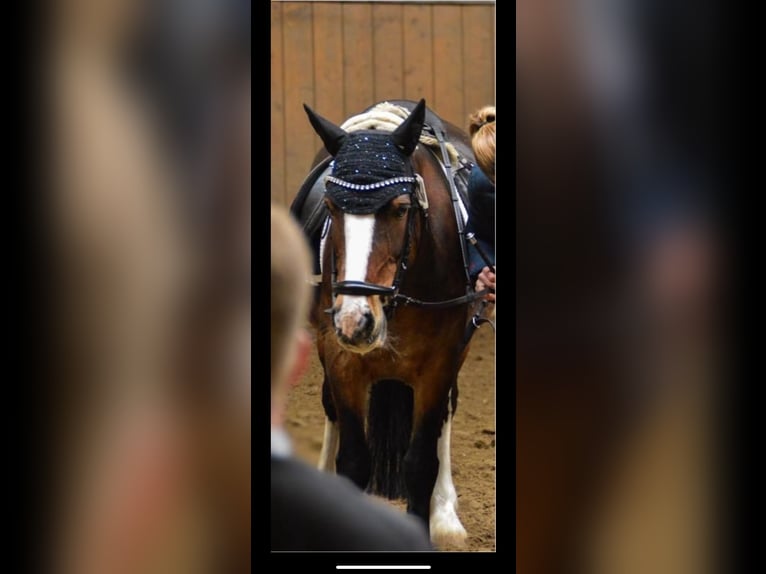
[462, 4, 495, 128]
[271, 2, 286, 206]
[402, 4, 434, 105]
[271, 0, 496, 201]
[431, 5, 465, 127]
[372, 3, 404, 103]
[342, 3, 374, 118]
[282, 3, 317, 206]
[312, 3, 345, 132]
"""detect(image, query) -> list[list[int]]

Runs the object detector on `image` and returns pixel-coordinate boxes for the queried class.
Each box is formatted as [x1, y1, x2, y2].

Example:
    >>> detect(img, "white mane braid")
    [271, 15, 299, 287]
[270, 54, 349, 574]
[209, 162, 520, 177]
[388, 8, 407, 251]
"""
[340, 102, 460, 167]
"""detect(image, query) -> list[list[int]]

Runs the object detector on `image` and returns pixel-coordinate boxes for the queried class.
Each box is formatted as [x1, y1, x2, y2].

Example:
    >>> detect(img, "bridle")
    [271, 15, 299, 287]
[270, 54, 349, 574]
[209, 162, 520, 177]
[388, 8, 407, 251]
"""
[325, 171, 489, 320]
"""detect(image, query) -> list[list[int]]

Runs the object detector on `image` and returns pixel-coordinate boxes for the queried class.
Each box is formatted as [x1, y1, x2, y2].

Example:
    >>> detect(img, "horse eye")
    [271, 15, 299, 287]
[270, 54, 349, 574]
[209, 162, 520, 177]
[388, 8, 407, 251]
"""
[395, 205, 410, 219]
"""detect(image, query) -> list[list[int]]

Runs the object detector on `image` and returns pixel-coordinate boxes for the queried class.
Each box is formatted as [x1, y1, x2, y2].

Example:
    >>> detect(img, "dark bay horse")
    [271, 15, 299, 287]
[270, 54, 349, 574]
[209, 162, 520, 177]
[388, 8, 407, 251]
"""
[290, 99, 486, 545]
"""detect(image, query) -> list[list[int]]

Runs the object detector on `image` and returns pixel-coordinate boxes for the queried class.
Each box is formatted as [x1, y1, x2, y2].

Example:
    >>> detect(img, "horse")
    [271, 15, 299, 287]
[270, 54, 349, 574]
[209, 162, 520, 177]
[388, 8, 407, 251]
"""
[290, 98, 490, 546]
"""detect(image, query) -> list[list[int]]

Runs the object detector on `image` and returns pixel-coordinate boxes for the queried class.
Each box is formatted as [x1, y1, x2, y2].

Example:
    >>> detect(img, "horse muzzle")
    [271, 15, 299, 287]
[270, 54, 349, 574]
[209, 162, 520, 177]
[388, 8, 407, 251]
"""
[331, 299, 387, 354]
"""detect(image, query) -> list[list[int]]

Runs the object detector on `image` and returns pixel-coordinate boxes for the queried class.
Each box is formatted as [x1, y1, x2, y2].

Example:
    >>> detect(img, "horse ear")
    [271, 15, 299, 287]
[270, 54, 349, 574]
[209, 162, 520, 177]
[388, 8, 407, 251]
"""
[304, 104, 347, 156]
[391, 98, 426, 156]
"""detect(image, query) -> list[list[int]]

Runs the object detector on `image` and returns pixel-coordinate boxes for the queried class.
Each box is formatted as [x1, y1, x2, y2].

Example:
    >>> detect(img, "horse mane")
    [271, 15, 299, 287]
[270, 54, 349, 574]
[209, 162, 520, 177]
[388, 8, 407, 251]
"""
[339, 102, 461, 167]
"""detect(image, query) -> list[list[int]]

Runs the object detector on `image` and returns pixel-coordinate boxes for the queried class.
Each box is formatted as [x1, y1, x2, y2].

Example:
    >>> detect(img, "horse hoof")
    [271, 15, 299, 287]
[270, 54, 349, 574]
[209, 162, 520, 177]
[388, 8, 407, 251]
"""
[430, 511, 468, 549]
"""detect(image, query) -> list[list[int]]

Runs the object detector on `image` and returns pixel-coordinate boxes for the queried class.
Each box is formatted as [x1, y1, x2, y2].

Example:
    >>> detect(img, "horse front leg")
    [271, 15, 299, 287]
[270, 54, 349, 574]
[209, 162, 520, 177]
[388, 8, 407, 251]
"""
[335, 406, 371, 489]
[317, 376, 339, 472]
[405, 384, 467, 547]
[428, 388, 467, 546]
[404, 387, 444, 538]
[328, 374, 371, 490]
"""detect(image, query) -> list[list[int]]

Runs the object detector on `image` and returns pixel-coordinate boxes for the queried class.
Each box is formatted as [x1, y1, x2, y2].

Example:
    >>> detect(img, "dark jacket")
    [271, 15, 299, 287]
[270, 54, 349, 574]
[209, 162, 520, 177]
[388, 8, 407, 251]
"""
[271, 455, 434, 552]
[465, 165, 496, 278]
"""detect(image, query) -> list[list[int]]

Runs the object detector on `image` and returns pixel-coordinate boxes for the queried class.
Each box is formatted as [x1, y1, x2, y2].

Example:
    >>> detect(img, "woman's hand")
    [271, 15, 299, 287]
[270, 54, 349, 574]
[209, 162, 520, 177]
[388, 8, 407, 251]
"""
[476, 266, 496, 303]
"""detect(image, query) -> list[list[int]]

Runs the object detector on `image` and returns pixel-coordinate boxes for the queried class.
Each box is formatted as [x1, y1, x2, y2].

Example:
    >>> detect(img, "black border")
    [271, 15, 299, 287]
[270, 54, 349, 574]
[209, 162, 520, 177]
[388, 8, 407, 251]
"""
[10, 0, 50, 570]
[10, 0, 760, 572]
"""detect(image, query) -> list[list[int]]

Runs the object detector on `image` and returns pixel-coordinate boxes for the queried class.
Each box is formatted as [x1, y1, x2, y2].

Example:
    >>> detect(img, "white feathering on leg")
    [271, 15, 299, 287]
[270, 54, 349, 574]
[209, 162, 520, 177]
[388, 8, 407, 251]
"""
[429, 414, 467, 547]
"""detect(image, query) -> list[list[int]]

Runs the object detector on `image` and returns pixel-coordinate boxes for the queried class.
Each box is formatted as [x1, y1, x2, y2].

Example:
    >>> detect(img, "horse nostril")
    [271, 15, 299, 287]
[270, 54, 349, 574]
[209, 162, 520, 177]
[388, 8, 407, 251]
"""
[333, 309, 376, 345]
[361, 311, 374, 334]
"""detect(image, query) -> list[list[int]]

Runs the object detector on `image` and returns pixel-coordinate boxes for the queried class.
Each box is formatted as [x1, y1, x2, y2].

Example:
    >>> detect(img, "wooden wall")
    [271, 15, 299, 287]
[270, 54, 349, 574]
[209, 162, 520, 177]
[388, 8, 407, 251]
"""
[271, 1, 496, 207]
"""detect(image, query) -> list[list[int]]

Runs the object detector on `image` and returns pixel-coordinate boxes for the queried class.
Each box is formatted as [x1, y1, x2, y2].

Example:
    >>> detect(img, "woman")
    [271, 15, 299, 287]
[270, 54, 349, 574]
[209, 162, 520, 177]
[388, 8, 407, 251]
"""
[465, 105, 496, 303]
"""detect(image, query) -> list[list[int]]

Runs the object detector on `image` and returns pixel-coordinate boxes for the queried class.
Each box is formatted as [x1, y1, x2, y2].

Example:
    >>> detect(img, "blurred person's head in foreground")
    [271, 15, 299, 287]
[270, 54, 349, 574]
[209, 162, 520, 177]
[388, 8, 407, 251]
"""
[46, 0, 252, 569]
[271, 203, 313, 427]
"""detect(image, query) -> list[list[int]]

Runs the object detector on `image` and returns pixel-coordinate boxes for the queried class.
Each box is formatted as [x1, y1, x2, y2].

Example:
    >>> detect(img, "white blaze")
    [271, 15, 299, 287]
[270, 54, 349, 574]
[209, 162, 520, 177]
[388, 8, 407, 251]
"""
[339, 214, 376, 314]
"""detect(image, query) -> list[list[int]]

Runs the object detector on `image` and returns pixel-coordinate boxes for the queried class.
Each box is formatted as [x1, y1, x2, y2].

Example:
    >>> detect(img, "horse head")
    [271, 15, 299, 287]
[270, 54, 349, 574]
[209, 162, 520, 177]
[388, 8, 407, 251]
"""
[303, 99, 426, 354]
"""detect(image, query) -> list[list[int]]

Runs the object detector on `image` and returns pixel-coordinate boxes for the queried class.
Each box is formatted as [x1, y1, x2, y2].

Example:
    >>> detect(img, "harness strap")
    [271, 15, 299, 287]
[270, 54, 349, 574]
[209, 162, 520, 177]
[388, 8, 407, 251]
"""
[426, 142, 473, 292]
